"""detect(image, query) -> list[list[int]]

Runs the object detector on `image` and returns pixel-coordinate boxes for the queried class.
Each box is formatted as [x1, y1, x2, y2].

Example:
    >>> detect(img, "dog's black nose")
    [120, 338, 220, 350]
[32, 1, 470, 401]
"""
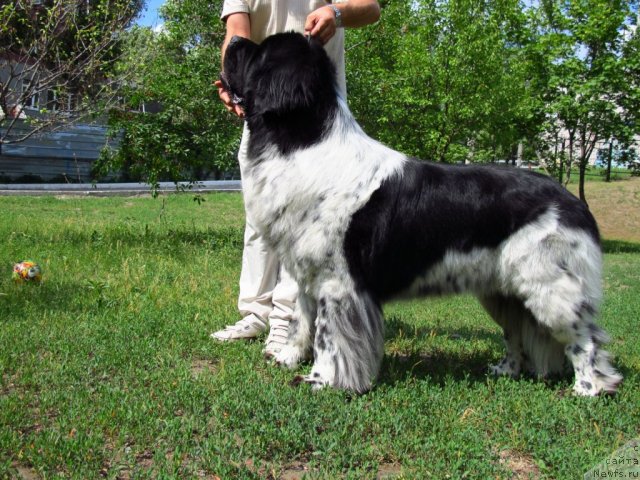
[229, 35, 243, 45]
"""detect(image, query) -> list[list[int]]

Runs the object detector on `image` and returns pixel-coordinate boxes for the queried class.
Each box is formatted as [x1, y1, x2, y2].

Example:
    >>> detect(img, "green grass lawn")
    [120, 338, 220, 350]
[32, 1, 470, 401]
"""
[0, 193, 638, 479]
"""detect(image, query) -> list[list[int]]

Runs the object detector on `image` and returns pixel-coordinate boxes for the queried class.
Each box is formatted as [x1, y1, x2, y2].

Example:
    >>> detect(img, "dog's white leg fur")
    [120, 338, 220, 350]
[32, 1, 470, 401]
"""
[295, 278, 384, 393]
[275, 292, 315, 369]
[500, 215, 621, 395]
[563, 323, 621, 396]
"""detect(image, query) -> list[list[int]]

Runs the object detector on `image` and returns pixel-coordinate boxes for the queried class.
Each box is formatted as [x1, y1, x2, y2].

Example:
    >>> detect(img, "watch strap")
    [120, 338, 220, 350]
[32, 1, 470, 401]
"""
[329, 4, 343, 28]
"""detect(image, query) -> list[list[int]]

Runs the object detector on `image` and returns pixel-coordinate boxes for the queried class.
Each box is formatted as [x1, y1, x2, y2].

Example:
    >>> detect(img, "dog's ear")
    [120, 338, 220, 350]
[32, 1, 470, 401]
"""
[223, 36, 259, 101]
[251, 35, 336, 116]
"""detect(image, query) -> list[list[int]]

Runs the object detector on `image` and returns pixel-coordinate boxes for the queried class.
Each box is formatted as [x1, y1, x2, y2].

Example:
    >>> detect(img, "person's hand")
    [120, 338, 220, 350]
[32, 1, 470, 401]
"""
[215, 79, 245, 118]
[305, 6, 338, 45]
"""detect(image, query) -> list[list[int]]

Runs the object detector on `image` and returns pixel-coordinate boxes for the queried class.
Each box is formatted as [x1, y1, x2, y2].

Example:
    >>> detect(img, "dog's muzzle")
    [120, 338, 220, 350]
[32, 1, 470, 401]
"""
[219, 71, 245, 107]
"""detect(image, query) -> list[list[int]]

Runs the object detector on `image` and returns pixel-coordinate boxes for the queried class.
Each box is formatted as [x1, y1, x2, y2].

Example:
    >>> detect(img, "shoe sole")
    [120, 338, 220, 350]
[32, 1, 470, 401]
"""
[210, 333, 261, 342]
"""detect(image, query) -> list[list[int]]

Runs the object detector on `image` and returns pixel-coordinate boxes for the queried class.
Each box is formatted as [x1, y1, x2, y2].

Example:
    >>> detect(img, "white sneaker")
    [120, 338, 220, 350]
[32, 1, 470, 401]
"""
[210, 314, 267, 342]
[263, 321, 290, 359]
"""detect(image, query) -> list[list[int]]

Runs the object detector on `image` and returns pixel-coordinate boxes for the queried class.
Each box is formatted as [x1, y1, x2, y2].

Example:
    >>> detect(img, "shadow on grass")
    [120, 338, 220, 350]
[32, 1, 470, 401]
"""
[378, 316, 636, 391]
[378, 316, 503, 387]
[384, 315, 502, 345]
[0, 281, 105, 318]
[602, 239, 640, 254]
[44, 225, 243, 252]
[376, 347, 583, 392]
[377, 350, 495, 387]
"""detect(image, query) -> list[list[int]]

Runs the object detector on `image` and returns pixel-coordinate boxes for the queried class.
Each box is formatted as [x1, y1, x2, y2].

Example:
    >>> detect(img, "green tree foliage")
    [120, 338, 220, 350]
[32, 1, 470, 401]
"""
[346, 0, 541, 164]
[537, 0, 637, 203]
[96, 0, 240, 186]
[619, 9, 640, 150]
[100, 0, 638, 204]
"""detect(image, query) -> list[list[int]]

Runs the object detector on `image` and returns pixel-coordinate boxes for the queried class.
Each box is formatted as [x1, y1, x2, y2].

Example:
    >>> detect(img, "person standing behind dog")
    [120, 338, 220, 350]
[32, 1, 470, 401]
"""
[212, 0, 381, 357]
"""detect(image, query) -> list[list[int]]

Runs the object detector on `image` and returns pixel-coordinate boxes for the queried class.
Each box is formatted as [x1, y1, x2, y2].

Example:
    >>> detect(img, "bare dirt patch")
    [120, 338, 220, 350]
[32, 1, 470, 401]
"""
[2, 372, 21, 395]
[377, 462, 403, 479]
[239, 460, 402, 479]
[12, 464, 40, 480]
[190, 359, 219, 377]
[497, 449, 541, 479]
[278, 462, 312, 480]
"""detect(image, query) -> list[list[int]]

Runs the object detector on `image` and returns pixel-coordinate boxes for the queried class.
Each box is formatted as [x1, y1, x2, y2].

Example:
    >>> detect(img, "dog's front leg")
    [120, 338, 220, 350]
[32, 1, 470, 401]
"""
[295, 281, 384, 393]
[275, 291, 315, 369]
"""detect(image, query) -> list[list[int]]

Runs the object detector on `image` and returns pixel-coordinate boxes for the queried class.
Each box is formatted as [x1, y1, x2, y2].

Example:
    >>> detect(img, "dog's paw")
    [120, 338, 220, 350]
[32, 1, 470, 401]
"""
[488, 357, 521, 378]
[290, 372, 329, 391]
[572, 379, 601, 397]
[274, 345, 310, 370]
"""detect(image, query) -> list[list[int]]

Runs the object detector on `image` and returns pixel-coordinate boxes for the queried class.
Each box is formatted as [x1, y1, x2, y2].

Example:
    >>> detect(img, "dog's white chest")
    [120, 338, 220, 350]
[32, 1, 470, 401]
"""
[242, 125, 405, 284]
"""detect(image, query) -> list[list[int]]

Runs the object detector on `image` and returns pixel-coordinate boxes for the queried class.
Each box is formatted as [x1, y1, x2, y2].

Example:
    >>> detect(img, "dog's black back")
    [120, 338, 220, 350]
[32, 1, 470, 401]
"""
[345, 160, 599, 301]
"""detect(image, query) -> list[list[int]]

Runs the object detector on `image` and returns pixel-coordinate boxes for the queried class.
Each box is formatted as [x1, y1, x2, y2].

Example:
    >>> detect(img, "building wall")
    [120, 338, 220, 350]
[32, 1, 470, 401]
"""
[0, 120, 113, 182]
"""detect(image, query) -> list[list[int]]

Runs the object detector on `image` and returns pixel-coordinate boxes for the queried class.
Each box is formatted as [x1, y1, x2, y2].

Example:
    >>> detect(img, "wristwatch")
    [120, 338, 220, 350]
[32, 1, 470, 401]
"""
[328, 4, 343, 28]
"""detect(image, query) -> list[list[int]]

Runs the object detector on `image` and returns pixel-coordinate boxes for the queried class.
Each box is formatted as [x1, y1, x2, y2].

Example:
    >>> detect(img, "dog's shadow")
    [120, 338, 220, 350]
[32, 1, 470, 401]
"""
[377, 316, 504, 388]
[377, 317, 629, 391]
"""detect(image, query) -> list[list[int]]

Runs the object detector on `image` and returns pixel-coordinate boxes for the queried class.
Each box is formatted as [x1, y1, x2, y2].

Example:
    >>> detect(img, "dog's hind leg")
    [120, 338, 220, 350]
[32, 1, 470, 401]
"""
[295, 279, 384, 393]
[509, 232, 622, 395]
[479, 295, 568, 378]
[479, 295, 527, 377]
[525, 300, 623, 395]
[275, 291, 315, 369]
[525, 297, 622, 396]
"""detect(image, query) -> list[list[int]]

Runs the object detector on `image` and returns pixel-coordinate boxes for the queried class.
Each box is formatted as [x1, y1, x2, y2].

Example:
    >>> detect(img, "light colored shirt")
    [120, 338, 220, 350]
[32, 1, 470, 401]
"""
[221, 0, 347, 96]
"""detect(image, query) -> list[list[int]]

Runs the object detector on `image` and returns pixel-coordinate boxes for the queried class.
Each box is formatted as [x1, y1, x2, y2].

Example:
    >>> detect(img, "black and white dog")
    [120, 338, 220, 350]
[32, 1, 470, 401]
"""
[222, 32, 622, 396]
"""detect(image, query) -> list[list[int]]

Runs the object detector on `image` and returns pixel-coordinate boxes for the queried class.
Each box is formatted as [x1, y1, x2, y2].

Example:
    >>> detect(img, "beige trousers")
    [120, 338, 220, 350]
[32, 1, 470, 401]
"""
[237, 125, 297, 326]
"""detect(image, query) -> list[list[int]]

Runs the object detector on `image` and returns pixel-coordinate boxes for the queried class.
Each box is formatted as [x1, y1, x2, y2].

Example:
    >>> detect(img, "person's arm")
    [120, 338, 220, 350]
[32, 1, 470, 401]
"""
[221, 12, 251, 66]
[305, 0, 381, 45]
[216, 12, 251, 117]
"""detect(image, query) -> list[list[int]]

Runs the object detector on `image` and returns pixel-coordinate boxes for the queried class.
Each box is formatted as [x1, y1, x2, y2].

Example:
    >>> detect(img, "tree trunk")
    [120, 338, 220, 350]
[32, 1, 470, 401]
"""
[578, 130, 588, 206]
[606, 141, 613, 182]
[558, 138, 565, 184]
[516, 142, 524, 167]
[578, 161, 587, 205]
[564, 131, 574, 187]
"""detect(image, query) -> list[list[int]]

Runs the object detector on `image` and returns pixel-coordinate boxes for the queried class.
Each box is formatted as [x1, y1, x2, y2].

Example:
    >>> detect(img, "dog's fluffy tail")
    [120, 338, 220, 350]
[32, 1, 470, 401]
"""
[480, 295, 569, 378]
[520, 318, 570, 377]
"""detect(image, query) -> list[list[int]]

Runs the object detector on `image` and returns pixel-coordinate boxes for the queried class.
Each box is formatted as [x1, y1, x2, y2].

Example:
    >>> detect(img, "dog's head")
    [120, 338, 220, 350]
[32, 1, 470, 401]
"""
[223, 32, 337, 116]
[220, 35, 259, 110]
[223, 32, 339, 154]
